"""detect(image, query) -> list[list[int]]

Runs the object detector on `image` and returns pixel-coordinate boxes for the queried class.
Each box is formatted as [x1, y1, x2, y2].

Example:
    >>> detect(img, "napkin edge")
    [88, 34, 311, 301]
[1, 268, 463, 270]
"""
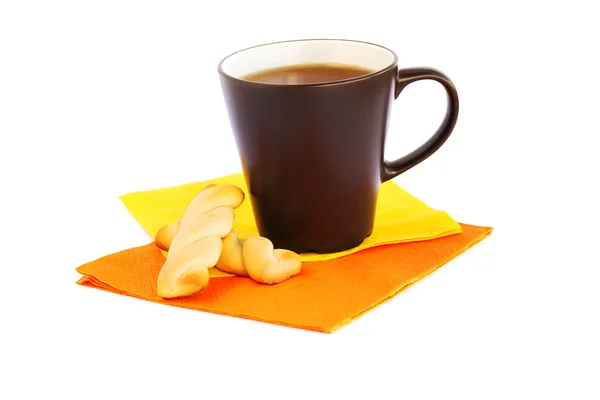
[327, 224, 494, 333]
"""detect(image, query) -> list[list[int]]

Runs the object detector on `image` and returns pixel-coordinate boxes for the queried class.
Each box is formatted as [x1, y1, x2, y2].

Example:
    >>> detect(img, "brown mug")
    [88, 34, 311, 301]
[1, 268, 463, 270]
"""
[218, 39, 459, 254]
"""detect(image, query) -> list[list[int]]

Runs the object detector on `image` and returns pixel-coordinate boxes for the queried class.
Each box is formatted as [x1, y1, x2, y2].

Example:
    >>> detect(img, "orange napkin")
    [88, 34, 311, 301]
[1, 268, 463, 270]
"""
[76, 223, 492, 333]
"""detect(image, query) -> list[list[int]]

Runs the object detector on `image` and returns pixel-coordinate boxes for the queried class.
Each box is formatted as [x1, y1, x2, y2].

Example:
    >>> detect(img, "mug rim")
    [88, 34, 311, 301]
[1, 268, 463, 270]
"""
[217, 38, 399, 88]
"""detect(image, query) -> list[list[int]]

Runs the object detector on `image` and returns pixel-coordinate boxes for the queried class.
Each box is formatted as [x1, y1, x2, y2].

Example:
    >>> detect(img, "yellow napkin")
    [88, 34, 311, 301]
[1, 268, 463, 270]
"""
[119, 172, 462, 264]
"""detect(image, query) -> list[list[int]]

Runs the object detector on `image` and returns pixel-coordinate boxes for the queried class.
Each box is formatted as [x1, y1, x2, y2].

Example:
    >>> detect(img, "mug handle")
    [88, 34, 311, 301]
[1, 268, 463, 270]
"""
[381, 67, 460, 182]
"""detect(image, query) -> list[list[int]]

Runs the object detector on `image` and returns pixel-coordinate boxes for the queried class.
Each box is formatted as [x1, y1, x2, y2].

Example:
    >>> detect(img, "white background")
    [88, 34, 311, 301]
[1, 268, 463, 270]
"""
[1, 0, 599, 399]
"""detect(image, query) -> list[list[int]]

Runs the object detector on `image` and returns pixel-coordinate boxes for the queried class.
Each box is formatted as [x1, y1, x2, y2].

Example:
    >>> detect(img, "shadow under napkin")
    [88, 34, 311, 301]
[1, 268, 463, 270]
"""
[76, 223, 492, 333]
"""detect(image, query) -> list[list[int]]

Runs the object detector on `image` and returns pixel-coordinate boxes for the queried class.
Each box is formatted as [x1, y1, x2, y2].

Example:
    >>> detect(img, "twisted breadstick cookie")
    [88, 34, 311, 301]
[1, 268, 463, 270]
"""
[243, 236, 302, 284]
[154, 217, 182, 251]
[216, 231, 302, 284]
[155, 183, 302, 298]
[156, 184, 244, 298]
[216, 229, 249, 277]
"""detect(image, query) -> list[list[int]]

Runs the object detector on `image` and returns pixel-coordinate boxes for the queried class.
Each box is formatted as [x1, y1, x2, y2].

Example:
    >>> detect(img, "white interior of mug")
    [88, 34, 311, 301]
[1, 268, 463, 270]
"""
[219, 39, 396, 82]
